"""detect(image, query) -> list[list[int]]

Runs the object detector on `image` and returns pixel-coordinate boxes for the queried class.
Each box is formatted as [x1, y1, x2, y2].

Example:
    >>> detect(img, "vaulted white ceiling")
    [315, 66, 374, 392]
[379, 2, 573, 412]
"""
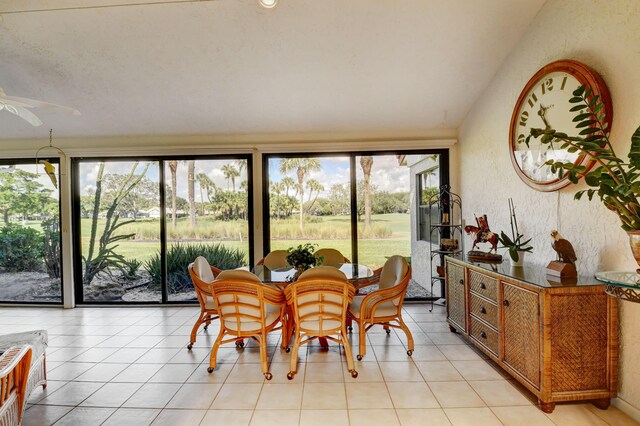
[0, 0, 546, 140]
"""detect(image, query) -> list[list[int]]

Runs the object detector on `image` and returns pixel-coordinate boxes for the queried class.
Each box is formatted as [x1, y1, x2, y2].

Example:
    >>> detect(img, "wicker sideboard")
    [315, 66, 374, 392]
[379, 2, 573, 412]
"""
[445, 256, 618, 413]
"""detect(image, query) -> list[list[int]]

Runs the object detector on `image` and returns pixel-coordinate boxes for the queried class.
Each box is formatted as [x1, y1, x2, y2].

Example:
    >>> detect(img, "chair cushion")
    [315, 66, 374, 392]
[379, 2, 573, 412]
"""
[298, 266, 347, 280]
[315, 248, 346, 266]
[222, 303, 281, 332]
[263, 250, 290, 270]
[0, 330, 48, 365]
[379, 255, 409, 306]
[299, 319, 343, 332]
[216, 269, 261, 282]
[348, 295, 398, 319]
[194, 256, 216, 283]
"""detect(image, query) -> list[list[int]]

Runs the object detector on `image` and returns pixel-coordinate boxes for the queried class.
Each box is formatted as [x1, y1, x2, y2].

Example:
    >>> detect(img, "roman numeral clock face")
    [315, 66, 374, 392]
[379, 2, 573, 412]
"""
[509, 60, 613, 192]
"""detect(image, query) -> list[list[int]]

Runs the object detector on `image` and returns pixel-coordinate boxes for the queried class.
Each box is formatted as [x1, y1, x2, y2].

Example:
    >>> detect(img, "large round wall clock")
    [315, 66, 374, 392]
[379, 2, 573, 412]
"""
[509, 59, 613, 192]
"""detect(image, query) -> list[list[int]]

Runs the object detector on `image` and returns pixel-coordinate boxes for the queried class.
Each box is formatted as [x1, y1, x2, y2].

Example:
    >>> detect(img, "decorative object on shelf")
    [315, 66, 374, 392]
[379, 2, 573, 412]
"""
[595, 271, 640, 303]
[35, 129, 66, 189]
[510, 59, 612, 192]
[465, 215, 502, 263]
[427, 185, 462, 311]
[547, 230, 577, 279]
[524, 69, 640, 277]
[498, 198, 533, 267]
[286, 243, 318, 281]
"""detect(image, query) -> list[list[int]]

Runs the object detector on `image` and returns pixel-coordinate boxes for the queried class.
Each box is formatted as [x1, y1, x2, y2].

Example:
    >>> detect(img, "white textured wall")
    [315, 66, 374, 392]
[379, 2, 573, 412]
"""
[458, 0, 640, 418]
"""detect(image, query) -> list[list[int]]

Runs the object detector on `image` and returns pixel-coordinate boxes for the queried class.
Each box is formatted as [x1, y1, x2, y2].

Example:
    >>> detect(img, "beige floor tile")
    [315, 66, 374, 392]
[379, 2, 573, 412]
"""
[151, 409, 206, 426]
[271, 345, 307, 364]
[103, 348, 149, 363]
[201, 409, 253, 426]
[407, 345, 447, 362]
[22, 405, 73, 426]
[210, 383, 263, 410]
[55, 407, 116, 426]
[75, 363, 130, 382]
[444, 407, 502, 425]
[428, 382, 485, 408]
[349, 408, 400, 426]
[437, 344, 483, 361]
[148, 363, 197, 383]
[418, 322, 452, 333]
[300, 409, 349, 426]
[72, 347, 120, 363]
[80, 382, 142, 407]
[469, 380, 531, 406]
[38, 381, 104, 406]
[491, 406, 555, 425]
[122, 383, 182, 408]
[587, 405, 640, 426]
[166, 347, 209, 363]
[426, 333, 466, 345]
[112, 363, 163, 382]
[302, 382, 347, 409]
[371, 345, 415, 362]
[451, 360, 504, 381]
[166, 383, 222, 409]
[396, 408, 452, 426]
[415, 361, 464, 381]
[306, 345, 344, 363]
[367, 332, 403, 346]
[45, 362, 95, 381]
[27, 380, 68, 404]
[102, 408, 161, 426]
[135, 348, 181, 364]
[187, 362, 234, 383]
[227, 362, 268, 383]
[236, 346, 276, 364]
[345, 382, 393, 409]
[256, 383, 304, 409]
[387, 382, 440, 409]
[379, 361, 425, 382]
[305, 361, 345, 382]
[345, 360, 384, 381]
[543, 404, 609, 426]
[250, 409, 300, 426]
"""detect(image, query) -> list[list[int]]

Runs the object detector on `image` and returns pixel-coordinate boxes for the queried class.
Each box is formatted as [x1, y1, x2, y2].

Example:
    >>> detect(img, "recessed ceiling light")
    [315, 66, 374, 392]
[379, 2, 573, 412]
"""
[258, 0, 277, 9]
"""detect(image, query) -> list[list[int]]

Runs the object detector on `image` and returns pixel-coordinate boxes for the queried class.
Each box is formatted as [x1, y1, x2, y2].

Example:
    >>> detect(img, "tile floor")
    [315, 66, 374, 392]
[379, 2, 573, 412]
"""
[1, 304, 637, 426]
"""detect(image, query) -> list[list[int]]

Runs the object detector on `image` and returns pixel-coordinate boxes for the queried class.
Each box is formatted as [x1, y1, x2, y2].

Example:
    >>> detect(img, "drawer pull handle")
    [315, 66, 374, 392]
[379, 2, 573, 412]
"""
[480, 331, 487, 339]
[479, 307, 486, 314]
[479, 282, 486, 289]
[459, 279, 464, 285]
[503, 299, 510, 307]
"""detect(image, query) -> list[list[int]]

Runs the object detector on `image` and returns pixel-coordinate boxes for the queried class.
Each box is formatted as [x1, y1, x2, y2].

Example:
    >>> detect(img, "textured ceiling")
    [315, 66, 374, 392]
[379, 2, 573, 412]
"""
[0, 0, 546, 139]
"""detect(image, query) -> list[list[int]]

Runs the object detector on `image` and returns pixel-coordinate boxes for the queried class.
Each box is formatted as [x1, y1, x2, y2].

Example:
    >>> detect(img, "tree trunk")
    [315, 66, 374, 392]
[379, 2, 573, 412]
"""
[3, 210, 8, 225]
[297, 168, 304, 235]
[360, 156, 373, 229]
[199, 184, 205, 216]
[188, 160, 196, 227]
[168, 161, 178, 227]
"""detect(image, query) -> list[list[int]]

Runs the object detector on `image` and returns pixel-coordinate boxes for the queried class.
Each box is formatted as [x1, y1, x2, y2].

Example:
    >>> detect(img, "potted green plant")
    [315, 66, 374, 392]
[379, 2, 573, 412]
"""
[526, 84, 640, 270]
[498, 198, 533, 267]
[286, 243, 318, 280]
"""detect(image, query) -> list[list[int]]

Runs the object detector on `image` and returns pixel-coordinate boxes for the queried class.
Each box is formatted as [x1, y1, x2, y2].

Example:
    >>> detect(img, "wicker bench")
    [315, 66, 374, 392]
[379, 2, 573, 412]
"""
[0, 330, 48, 425]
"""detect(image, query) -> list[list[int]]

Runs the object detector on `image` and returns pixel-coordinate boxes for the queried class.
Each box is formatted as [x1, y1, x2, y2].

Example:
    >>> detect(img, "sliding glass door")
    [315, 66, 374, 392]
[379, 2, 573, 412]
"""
[73, 155, 252, 304]
[0, 159, 62, 303]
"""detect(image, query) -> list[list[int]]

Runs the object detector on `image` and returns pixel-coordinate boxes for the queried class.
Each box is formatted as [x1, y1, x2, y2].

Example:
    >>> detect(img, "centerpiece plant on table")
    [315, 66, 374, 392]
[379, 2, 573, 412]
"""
[525, 84, 640, 269]
[286, 243, 318, 281]
[498, 198, 533, 266]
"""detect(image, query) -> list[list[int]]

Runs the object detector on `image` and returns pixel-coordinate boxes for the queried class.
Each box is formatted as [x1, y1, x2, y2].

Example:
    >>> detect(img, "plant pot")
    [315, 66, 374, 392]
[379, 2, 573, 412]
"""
[511, 250, 525, 267]
[627, 230, 640, 274]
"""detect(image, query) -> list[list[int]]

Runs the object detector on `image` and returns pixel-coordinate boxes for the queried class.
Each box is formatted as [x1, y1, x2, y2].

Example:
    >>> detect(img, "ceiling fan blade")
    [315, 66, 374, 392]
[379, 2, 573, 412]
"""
[1, 95, 81, 116]
[1, 104, 43, 126]
[0, 98, 35, 108]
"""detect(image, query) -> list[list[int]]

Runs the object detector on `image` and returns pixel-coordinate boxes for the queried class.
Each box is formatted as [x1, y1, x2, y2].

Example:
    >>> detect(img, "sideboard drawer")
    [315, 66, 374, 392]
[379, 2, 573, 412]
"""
[470, 316, 499, 357]
[469, 270, 498, 302]
[470, 294, 499, 330]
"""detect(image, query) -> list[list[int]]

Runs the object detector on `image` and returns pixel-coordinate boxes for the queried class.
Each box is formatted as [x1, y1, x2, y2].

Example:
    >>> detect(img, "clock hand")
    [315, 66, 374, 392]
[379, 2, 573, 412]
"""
[537, 103, 555, 131]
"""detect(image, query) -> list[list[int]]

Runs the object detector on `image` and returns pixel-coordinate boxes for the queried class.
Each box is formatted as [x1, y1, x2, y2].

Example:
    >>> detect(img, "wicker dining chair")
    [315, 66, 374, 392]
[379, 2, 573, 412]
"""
[347, 255, 414, 360]
[186, 256, 222, 350]
[284, 266, 357, 379]
[0, 345, 32, 426]
[207, 270, 285, 380]
[256, 250, 290, 270]
[315, 248, 350, 266]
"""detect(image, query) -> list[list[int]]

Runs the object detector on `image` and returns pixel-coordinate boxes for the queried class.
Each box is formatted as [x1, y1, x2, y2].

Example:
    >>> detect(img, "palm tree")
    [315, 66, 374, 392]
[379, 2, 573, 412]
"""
[270, 181, 284, 219]
[168, 161, 178, 227]
[187, 160, 196, 226]
[360, 156, 374, 229]
[222, 164, 240, 191]
[282, 176, 296, 197]
[306, 179, 324, 213]
[280, 158, 321, 233]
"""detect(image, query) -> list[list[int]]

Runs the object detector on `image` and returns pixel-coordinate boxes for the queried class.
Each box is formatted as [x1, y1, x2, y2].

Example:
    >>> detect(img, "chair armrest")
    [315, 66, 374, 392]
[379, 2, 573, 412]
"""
[0, 345, 33, 423]
[358, 284, 405, 321]
[354, 267, 382, 291]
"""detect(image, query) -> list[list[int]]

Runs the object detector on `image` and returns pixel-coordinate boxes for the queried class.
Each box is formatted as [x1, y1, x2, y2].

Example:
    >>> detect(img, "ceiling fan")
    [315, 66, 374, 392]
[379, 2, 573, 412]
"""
[0, 87, 81, 126]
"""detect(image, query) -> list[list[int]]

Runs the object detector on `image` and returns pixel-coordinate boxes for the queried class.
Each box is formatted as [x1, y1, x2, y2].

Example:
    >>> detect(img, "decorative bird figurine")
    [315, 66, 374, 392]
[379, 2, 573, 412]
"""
[551, 230, 577, 265]
[39, 160, 58, 189]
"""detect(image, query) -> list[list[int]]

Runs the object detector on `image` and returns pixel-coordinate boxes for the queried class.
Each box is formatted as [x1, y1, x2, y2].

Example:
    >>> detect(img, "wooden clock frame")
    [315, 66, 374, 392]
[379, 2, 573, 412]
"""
[509, 59, 613, 192]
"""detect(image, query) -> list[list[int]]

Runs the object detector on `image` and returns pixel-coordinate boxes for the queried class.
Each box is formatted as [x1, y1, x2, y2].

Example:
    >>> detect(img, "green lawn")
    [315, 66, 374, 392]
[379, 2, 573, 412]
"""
[76, 213, 410, 269]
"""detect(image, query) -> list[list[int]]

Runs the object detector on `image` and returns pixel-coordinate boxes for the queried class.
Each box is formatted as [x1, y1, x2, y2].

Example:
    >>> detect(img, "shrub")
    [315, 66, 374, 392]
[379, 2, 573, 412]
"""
[121, 258, 142, 282]
[42, 218, 61, 278]
[0, 224, 44, 272]
[145, 243, 246, 294]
